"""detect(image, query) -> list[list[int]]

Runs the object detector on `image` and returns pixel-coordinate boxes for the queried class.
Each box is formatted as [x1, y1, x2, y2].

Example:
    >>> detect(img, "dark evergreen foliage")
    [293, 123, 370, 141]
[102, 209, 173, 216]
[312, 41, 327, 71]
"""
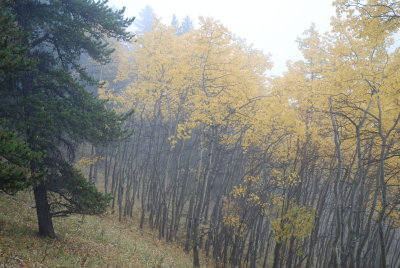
[0, 127, 42, 194]
[0, 0, 134, 237]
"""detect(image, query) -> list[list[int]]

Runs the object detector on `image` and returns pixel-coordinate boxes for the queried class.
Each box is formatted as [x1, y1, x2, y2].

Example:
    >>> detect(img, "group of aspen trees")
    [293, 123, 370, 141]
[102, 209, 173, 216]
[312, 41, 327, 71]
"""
[77, 1, 400, 267]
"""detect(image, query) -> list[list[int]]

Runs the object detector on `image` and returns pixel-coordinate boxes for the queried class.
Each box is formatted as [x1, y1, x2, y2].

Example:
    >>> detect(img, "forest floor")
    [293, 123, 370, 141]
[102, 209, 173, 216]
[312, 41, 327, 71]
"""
[0, 192, 212, 267]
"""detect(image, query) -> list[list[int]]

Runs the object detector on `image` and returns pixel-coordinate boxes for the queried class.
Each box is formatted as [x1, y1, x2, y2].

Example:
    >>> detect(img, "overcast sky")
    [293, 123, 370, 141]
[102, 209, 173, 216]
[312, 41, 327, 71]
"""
[108, 0, 336, 75]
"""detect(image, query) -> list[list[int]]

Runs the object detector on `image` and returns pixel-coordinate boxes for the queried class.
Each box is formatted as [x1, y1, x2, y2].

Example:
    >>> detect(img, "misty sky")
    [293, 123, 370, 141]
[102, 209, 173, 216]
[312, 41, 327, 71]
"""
[108, 0, 336, 75]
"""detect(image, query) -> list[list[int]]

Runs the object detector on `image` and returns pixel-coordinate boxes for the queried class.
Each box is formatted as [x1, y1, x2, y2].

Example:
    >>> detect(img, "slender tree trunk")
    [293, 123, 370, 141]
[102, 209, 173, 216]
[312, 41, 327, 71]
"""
[272, 241, 282, 268]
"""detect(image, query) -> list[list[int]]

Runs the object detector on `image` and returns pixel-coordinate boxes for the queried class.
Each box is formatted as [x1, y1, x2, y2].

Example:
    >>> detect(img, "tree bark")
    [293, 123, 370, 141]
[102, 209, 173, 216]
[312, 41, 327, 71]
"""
[33, 181, 56, 238]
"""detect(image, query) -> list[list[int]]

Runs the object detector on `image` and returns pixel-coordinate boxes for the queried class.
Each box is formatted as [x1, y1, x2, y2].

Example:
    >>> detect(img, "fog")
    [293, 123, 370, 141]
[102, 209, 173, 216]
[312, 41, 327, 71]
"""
[108, 0, 335, 75]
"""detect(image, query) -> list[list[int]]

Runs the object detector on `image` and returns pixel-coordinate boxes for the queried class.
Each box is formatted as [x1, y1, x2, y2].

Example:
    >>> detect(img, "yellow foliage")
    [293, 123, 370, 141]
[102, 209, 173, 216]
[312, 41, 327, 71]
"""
[222, 197, 245, 230]
[271, 205, 315, 243]
[99, 5, 400, 234]
[75, 156, 103, 167]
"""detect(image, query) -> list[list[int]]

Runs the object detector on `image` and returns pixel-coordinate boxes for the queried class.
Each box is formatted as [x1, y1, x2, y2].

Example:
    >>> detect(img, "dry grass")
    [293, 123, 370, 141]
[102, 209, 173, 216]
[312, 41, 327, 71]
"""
[0, 192, 211, 267]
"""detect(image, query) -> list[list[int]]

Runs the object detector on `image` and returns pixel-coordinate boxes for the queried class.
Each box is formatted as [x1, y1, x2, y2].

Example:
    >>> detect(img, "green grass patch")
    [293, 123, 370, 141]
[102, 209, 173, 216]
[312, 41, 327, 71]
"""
[0, 192, 210, 267]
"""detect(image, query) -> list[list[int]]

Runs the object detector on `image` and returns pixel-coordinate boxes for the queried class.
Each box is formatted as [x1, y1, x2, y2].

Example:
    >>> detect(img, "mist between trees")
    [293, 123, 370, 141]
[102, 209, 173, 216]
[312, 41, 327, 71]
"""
[2, 0, 400, 268]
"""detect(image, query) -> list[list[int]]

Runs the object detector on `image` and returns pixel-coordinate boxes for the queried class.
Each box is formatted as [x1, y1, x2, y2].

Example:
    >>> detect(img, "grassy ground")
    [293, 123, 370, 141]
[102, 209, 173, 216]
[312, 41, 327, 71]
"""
[0, 192, 210, 267]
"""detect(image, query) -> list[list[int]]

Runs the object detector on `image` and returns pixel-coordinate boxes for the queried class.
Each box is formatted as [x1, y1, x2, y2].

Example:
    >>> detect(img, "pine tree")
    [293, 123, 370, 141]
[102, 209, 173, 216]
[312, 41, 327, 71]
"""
[135, 5, 155, 34]
[0, 0, 39, 194]
[171, 14, 179, 27]
[177, 15, 194, 35]
[1, 0, 134, 238]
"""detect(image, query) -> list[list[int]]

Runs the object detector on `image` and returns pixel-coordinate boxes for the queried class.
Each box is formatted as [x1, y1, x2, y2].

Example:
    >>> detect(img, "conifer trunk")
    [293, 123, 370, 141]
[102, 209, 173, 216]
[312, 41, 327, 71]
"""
[33, 181, 56, 238]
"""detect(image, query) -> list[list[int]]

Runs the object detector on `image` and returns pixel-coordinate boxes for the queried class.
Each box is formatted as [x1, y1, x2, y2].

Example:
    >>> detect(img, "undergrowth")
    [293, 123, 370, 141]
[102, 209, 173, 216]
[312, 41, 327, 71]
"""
[0, 191, 209, 267]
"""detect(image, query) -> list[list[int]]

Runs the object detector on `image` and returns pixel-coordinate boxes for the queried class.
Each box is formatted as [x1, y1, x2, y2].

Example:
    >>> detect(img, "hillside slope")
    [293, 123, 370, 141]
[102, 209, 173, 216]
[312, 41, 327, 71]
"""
[0, 192, 209, 267]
